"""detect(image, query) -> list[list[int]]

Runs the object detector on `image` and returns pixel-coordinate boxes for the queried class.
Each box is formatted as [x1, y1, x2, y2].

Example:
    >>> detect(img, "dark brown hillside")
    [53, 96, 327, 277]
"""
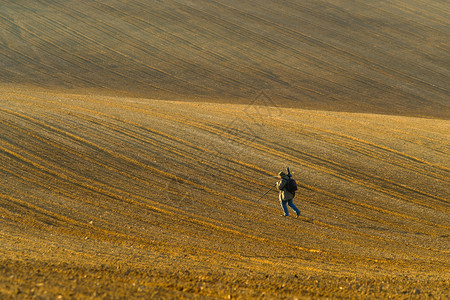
[0, 0, 449, 117]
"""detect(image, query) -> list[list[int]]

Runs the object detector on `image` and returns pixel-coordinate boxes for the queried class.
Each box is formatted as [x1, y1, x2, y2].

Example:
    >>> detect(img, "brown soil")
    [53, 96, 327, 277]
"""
[0, 0, 448, 118]
[0, 1, 449, 299]
[1, 90, 449, 298]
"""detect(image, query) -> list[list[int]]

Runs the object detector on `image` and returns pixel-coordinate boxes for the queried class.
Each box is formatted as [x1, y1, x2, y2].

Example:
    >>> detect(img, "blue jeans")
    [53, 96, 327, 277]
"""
[281, 199, 300, 216]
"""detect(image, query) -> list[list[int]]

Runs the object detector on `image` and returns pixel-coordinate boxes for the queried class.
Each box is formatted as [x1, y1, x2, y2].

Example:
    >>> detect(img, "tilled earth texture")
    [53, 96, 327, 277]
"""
[0, 0, 449, 299]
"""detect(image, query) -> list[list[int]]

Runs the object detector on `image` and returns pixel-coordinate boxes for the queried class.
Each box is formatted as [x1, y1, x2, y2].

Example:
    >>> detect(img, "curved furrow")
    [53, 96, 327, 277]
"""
[1, 90, 449, 298]
[144, 101, 448, 219]
[206, 0, 445, 100]
[85, 1, 255, 93]
[29, 0, 216, 95]
[1, 104, 293, 248]
[10, 2, 178, 95]
[0, 99, 334, 251]
[163, 105, 449, 235]
[260, 116, 449, 203]
[0, 15, 104, 88]
[1, 1, 448, 117]
[173, 113, 448, 224]
[92, 97, 449, 237]
[1, 91, 274, 204]
[0, 92, 433, 255]
[200, 0, 449, 105]
[0, 139, 274, 254]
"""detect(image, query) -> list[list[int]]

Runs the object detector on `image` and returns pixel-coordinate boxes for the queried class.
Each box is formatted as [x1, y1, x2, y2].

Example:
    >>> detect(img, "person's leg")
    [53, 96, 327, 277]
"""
[280, 200, 289, 216]
[287, 199, 300, 217]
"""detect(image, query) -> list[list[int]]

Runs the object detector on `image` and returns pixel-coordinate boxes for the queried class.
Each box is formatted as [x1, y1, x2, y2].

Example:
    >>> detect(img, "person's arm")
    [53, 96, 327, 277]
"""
[277, 179, 286, 190]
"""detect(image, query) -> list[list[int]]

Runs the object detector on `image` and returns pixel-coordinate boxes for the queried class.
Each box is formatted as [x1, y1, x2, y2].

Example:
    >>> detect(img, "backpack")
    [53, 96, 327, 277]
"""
[285, 177, 298, 195]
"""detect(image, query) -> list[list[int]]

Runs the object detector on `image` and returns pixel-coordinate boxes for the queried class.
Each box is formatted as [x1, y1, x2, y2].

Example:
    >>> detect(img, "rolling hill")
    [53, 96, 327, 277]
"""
[1, 0, 449, 117]
[0, 0, 449, 298]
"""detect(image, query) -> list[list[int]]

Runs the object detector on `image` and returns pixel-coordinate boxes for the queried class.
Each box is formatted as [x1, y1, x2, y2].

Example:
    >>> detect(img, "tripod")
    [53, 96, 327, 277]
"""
[256, 182, 277, 203]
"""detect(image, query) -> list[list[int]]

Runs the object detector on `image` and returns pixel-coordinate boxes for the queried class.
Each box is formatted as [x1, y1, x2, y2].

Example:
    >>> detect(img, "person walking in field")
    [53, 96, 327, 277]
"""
[277, 171, 301, 218]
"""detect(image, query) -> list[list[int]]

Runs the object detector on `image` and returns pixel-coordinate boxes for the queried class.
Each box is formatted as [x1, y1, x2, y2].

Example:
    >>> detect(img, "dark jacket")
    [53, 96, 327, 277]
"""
[276, 175, 294, 201]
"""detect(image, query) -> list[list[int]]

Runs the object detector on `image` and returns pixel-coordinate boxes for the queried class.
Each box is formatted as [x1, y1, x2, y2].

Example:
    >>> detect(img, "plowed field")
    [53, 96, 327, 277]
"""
[1, 88, 449, 298]
[0, 0, 449, 299]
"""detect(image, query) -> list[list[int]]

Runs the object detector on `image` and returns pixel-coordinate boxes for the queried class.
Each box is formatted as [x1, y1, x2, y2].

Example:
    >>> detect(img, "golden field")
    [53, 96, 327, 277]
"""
[0, 0, 449, 298]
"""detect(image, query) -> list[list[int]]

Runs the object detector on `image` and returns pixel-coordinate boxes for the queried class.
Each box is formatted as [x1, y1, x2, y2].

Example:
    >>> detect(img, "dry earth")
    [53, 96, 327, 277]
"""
[1, 89, 449, 299]
[0, 0, 449, 299]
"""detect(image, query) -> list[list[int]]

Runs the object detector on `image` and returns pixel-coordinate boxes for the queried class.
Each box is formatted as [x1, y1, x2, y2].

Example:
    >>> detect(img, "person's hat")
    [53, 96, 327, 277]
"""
[278, 171, 286, 178]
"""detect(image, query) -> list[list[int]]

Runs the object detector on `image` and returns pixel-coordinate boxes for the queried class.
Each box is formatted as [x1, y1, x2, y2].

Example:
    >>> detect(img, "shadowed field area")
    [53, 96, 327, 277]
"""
[0, 0, 449, 299]
[0, 0, 449, 117]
